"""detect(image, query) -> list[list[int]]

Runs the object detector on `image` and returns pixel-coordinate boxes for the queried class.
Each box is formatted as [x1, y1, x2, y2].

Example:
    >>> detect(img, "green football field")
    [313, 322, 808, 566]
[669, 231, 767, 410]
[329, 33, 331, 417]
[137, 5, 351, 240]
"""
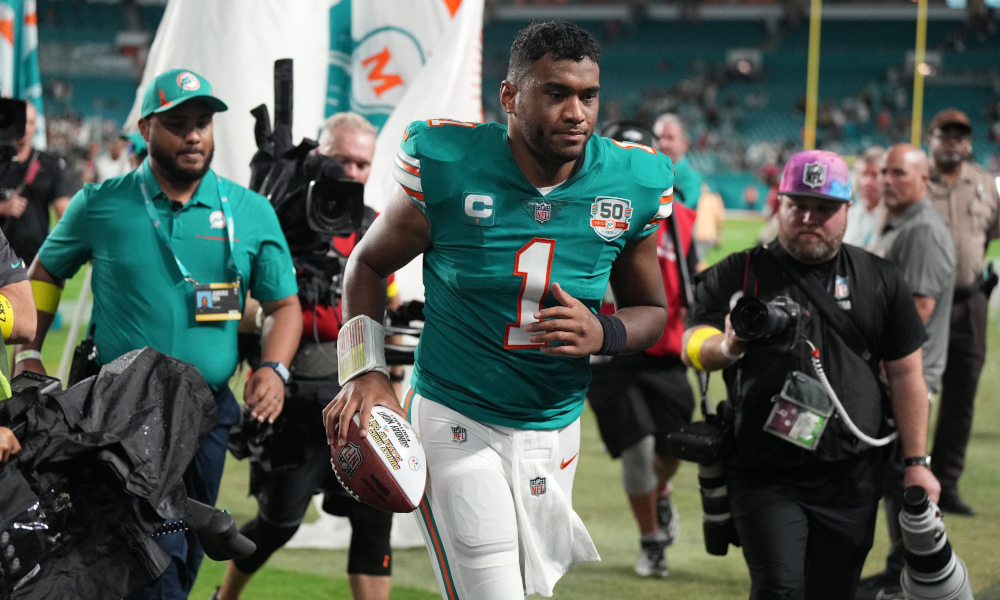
[37, 217, 1000, 599]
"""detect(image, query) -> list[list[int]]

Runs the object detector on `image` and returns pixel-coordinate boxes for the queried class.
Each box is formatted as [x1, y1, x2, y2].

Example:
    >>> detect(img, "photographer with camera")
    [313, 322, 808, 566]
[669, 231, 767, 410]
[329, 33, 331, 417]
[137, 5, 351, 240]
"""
[13, 69, 302, 600]
[214, 112, 396, 600]
[0, 101, 74, 268]
[682, 150, 939, 599]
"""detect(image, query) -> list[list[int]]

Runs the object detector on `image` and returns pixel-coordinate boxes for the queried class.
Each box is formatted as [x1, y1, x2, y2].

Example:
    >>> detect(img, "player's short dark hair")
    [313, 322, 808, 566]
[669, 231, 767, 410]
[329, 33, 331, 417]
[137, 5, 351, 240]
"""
[506, 20, 600, 84]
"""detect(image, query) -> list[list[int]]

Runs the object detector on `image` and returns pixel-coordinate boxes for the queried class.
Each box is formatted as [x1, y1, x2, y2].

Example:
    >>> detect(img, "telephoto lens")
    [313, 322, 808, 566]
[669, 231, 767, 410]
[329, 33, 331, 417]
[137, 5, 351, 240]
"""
[899, 486, 973, 600]
[698, 462, 739, 556]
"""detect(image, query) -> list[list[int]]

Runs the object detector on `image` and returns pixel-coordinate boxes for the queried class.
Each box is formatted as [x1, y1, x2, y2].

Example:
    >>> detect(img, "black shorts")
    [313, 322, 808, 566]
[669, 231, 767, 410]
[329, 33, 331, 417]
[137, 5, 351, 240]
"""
[587, 353, 695, 458]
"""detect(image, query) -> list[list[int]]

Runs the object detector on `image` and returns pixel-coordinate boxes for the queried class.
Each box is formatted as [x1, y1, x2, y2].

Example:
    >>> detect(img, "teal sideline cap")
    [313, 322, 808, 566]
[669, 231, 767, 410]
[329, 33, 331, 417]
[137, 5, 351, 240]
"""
[122, 130, 146, 155]
[140, 68, 228, 118]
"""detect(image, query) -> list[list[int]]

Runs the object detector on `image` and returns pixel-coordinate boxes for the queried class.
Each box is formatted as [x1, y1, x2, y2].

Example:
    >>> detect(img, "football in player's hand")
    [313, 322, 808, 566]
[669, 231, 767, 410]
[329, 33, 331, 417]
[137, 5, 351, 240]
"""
[331, 405, 427, 513]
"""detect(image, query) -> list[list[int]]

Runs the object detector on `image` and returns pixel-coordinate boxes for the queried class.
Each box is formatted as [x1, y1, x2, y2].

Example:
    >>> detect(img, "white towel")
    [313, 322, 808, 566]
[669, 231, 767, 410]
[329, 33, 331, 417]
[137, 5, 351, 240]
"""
[509, 428, 600, 597]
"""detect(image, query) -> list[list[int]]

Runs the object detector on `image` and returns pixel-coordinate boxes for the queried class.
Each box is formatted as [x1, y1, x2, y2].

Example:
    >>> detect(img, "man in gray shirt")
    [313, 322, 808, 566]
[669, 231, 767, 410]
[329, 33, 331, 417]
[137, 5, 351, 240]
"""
[856, 144, 955, 600]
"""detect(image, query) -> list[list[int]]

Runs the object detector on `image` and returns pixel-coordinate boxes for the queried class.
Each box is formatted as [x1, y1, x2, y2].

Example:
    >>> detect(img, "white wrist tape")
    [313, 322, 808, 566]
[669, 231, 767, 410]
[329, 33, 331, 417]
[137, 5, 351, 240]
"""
[338, 315, 390, 385]
[720, 339, 746, 362]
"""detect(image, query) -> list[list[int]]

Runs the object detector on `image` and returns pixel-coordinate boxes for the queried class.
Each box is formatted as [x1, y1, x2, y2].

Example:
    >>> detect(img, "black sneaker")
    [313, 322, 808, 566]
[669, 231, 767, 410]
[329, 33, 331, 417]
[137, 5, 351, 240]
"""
[938, 491, 976, 516]
[634, 539, 669, 577]
[656, 490, 680, 546]
[854, 571, 902, 600]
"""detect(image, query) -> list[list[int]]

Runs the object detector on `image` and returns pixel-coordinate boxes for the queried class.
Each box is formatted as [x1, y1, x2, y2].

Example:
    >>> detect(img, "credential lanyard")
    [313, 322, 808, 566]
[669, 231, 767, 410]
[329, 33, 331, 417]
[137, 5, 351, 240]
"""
[137, 163, 236, 285]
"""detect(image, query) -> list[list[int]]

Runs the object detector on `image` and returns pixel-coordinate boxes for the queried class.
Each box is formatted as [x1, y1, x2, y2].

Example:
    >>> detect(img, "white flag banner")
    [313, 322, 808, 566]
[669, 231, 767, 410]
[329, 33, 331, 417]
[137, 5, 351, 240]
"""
[361, 0, 483, 213]
[126, 0, 333, 185]
[360, 0, 484, 302]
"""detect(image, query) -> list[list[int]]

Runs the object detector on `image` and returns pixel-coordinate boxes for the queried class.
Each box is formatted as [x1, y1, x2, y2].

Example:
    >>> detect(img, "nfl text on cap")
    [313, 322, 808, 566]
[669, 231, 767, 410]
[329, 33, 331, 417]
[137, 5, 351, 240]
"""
[778, 150, 852, 203]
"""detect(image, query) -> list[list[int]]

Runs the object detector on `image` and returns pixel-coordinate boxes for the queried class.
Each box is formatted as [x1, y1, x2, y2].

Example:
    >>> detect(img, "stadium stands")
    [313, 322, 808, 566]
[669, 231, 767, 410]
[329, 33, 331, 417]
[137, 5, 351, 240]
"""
[31, 1, 1000, 207]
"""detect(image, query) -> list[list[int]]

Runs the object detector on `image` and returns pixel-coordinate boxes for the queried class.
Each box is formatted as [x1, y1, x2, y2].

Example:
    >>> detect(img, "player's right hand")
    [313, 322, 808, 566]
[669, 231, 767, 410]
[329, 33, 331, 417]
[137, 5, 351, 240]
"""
[0, 195, 28, 218]
[12, 358, 45, 378]
[324, 372, 404, 448]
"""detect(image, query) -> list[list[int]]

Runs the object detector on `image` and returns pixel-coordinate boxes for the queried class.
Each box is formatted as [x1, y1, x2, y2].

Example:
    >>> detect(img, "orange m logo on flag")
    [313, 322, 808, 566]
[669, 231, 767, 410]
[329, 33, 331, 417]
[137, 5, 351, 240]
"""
[361, 47, 404, 98]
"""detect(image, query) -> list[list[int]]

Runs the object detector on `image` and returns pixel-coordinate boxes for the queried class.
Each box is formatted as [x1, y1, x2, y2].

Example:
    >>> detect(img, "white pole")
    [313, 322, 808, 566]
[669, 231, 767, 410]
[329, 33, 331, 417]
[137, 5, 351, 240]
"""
[57, 265, 92, 384]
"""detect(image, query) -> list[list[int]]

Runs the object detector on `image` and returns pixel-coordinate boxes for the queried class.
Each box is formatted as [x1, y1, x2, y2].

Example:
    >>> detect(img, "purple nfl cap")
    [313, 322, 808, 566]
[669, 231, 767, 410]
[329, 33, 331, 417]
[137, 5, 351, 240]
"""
[779, 150, 852, 203]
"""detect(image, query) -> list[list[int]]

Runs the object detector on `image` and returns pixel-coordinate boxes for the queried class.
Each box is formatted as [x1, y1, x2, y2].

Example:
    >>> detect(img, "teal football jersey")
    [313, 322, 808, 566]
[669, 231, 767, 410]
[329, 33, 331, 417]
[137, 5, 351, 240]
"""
[393, 119, 674, 429]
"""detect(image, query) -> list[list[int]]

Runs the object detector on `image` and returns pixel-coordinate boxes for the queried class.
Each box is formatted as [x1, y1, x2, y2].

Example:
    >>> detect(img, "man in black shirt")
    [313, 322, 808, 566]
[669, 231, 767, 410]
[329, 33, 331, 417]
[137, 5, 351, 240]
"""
[682, 150, 939, 599]
[0, 102, 74, 266]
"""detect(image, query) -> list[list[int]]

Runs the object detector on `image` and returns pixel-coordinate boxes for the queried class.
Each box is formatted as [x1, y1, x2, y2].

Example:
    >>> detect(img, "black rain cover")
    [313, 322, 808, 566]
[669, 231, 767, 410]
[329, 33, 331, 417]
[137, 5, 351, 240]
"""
[0, 347, 217, 600]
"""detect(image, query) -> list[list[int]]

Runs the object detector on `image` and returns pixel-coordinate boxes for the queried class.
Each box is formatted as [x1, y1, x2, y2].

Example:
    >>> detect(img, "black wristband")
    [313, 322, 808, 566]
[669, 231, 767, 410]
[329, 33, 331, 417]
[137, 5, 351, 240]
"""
[595, 313, 628, 355]
[389, 370, 405, 382]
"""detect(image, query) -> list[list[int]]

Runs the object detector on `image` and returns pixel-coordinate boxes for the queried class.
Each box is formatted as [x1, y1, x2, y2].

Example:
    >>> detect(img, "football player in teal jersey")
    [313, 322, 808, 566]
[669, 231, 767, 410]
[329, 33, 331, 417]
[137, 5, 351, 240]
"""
[325, 20, 673, 598]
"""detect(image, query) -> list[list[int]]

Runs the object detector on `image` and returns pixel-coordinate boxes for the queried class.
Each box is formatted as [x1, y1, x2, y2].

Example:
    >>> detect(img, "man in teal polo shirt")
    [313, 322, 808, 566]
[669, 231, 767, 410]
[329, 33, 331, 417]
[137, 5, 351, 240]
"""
[14, 68, 302, 599]
[653, 113, 703, 209]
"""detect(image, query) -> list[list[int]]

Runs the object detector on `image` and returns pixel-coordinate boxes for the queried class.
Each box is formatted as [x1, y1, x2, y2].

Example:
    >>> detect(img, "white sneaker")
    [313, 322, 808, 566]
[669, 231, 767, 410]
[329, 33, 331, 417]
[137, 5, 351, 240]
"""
[634, 540, 669, 577]
[656, 492, 680, 546]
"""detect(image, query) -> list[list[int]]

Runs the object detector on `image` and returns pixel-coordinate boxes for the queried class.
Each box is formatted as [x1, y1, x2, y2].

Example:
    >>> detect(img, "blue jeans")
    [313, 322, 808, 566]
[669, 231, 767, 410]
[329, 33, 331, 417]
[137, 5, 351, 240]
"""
[126, 387, 241, 600]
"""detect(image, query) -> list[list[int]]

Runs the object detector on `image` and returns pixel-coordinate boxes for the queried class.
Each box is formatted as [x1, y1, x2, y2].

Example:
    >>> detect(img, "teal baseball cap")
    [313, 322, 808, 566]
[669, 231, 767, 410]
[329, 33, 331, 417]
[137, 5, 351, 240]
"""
[122, 130, 146, 155]
[140, 68, 228, 118]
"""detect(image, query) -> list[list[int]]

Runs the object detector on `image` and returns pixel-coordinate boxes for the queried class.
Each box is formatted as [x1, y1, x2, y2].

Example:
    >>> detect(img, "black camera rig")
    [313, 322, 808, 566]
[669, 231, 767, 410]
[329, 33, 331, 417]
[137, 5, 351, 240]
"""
[248, 59, 367, 309]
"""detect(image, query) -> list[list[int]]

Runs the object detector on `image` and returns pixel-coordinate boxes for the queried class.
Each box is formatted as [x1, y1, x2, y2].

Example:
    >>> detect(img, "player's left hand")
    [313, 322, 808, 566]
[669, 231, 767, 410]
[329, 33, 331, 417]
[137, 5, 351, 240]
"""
[244, 367, 285, 424]
[526, 282, 604, 356]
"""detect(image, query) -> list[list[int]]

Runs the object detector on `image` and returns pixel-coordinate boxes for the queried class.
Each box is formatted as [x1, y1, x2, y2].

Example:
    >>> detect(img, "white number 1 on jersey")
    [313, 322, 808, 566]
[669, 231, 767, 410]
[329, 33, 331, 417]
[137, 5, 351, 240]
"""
[504, 238, 555, 349]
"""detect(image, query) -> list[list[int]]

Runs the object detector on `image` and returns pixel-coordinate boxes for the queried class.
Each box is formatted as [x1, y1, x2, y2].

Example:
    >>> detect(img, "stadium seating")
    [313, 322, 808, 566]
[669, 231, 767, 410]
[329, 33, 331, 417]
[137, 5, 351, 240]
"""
[31, 2, 1000, 208]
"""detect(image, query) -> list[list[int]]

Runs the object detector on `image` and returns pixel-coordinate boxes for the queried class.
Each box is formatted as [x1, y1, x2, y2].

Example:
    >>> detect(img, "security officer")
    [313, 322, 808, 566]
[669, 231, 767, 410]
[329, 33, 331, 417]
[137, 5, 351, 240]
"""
[683, 150, 939, 599]
[925, 108, 1000, 516]
[14, 69, 302, 600]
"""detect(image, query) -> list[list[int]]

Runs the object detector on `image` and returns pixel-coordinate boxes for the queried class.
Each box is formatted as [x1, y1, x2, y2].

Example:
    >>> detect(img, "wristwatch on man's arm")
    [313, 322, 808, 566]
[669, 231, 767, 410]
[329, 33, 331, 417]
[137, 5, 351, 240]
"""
[903, 455, 931, 469]
[259, 361, 290, 384]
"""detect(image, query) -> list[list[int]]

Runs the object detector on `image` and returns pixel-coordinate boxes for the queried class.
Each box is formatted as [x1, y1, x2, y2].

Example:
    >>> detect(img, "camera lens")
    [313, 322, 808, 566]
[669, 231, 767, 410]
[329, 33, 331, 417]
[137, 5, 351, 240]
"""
[730, 296, 795, 341]
[698, 462, 738, 556]
[731, 298, 770, 338]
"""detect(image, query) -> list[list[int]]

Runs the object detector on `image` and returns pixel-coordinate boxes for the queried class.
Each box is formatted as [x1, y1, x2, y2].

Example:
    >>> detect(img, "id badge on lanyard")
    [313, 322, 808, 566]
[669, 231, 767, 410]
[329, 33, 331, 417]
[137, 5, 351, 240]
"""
[194, 281, 242, 322]
[139, 164, 243, 322]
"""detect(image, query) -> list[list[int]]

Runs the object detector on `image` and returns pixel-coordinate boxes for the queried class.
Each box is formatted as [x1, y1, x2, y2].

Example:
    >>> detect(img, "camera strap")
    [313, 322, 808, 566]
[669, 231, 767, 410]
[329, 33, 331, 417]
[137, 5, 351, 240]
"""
[764, 244, 873, 364]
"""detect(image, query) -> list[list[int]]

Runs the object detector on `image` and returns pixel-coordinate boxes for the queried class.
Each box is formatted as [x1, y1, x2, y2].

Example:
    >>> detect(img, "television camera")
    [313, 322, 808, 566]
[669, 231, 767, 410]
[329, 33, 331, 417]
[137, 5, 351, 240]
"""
[248, 59, 366, 309]
[246, 60, 421, 357]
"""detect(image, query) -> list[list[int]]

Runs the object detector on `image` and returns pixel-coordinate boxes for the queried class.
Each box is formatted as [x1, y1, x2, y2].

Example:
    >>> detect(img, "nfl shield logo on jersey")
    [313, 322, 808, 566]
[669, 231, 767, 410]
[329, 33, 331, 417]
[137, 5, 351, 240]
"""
[534, 201, 552, 224]
[590, 197, 633, 242]
[803, 162, 827, 188]
[530, 477, 546, 496]
[452, 426, 467, 444]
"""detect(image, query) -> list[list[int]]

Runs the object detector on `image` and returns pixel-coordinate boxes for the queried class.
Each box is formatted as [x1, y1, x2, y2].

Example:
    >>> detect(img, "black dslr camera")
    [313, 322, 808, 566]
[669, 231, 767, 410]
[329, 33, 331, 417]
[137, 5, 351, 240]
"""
[730, 295, 805, 353]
